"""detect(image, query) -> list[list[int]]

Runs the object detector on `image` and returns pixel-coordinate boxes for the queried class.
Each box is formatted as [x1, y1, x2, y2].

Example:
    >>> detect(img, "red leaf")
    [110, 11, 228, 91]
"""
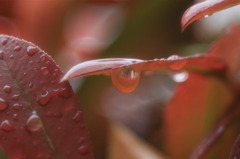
[229, 134, 240, 158]
[0, 35, 93, 159]
[181, 0, 240, 31]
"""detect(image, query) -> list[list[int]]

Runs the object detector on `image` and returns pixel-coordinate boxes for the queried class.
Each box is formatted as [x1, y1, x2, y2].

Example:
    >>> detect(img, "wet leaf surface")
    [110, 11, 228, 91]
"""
[181, 0, 240, 31]
[0, 35, 93, 159]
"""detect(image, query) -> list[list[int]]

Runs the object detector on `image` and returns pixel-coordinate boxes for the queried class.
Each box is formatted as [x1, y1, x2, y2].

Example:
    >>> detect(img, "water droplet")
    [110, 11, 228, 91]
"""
[111, 67, 141, 93]
[27, 46, 38, 56]
[172, 71, 189, 83]
[28, 82, 33, 88]
[13, 103, 23, 110]
[12, 94, 20, 101]
[204, 15, 209, 18]
[53, 88, 71, 98]
[14, 46, 21, 51]
[29, 60, 33, 64]
[2, 39, 8, 45]
[13, 114, 18, 121]
[72, 111, 82, 123]
[9, 54, 14, 59]
[0, 120, 14, 132]
[41, 67, 49, 75]
[37, 90, 52, 106]
[78, 145, 89, 154]
[40, 54, 46, 61]
[0, 50, 4, 59]
[25, 112, 41, 132]
[167, 55, 186, 70]
[3, 85, 12, 93]
[0, 98, 8, 111]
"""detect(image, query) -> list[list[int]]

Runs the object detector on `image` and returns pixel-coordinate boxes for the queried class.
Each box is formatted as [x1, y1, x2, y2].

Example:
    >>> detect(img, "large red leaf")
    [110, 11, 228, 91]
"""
[0, 35, 93, 159]
[181, 0, 240, 31]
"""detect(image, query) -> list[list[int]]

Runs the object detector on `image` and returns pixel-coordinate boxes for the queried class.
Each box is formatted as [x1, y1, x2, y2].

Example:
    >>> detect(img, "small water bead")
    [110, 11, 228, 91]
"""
[9, 54, 14, 59]
[204, 15, 209, 18]
[14, 46, 22, 51]
[78, 145, 89, 155]
[111, 67, 141, 93]
[0, 120, 14, 132]
[27, 46, 38, 56]
[53, 88, 71, 98]
[0, 50, 4, 59]
[12, 114, 18, 121]
[37, 90, 53, 106]
[12, 94, 20, 101]
[13, 103, 23, 110]
[72, 111, 82, 123]
[40, 54, 46, 61]
[0, 98, 8, 111]
[41, 67, 49, 75]
[167, 55, 186, 70]
[25, 112, 41, 132]
[29, 60, 33, 64]
[28, 82, 33, 88]
[3, 85, 12, 93]
[1, 38, 8, 45]
[172, 71, 189, 83]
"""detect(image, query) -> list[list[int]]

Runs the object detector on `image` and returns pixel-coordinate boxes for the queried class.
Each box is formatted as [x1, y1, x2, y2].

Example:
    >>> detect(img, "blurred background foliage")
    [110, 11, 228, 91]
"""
[1, 0, 240, 159]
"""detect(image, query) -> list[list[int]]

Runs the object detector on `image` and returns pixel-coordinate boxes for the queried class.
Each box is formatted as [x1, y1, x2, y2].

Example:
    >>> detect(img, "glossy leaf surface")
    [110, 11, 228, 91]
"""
[181, 0, 240, 31]
[0, 35, 93, 159]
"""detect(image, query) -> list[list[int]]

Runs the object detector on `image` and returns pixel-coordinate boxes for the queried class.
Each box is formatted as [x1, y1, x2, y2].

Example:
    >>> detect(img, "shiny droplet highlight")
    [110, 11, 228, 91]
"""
[27, 46, 38, 56]
[167, 55, 186, 70]
[3, 85, 12, 93]
[0, 98, 8, 111]
[37, 90, 52, 106]
[172, 71, 189, 83]
[25, 112, 41, 132]
[0, 120, 14, 132]
[111, 67, 141, 93]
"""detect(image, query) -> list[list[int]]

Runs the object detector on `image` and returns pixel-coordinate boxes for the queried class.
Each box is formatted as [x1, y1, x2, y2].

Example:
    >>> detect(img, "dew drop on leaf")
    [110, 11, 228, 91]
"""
[9, 54, 14, 59]
[111, 67, 141, 93]
[53, 88, 71, 98]
[3, 85, 12, 93]
[14, 46, 21, 52]
[12, 94, 20, 101]
[78, 145, 89, 154]
[0, 120, 14, 132]
[72, 111, 82, 123]
[27, 46, 38, 56]
[40, 54, 46, 61]
[204, 15, 209, 18]
[172, 71, 189, 83]
[13, 103, 23, 110]
[37, 90, 53, 106]
[0, 98, 8, 111]
[12, 114, 18, 121]
[1, 38, 8, 45]
[167, 55, 186, 70]
[28, 82, 33, 88]
[41, 67, 49, 75]
[0, 50, 4, 59]
[25, 112, 41, 132]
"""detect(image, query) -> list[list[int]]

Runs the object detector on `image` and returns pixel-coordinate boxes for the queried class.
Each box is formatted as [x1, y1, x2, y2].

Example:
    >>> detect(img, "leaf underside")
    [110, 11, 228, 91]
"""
[0, 35, 93, 159]
[181, 0, 240, 31]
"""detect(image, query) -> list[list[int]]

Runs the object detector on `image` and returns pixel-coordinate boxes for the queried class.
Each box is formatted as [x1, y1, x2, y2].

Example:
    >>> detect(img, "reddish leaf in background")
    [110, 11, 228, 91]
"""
[181, 0, 240, 31]
[0, 35, 93, 159]
[0, 16, 19, 36]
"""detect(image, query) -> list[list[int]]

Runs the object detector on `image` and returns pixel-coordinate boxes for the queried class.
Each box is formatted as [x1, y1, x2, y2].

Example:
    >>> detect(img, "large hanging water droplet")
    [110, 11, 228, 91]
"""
[0, 120, 14, 132]
[111, 67, 141, 93]
[167, 55, 186, 70]
[41, 67, 49, 75]
[0, 98, 8, 111]
[25, 112, 41, 132]
[37, 90, 52, 106]
[172, 71, 189, 83]
[27, 46, 38, 56]
[14, 46, 22, 52]
[3, 85, 12, 93]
